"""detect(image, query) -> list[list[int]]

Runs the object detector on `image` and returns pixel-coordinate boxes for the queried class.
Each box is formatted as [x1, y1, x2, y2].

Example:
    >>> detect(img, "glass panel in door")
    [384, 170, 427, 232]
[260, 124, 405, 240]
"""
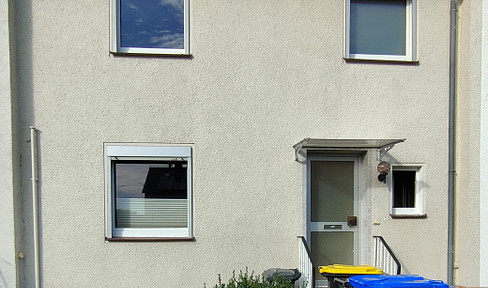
[311, 161, 354, 222]
[311, 231, 354, 269]
[309, 159, 357, 283]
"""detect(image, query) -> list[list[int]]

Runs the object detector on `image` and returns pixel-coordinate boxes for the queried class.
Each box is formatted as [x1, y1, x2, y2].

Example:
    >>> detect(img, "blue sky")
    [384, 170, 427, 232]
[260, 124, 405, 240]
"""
[120, 0, 184, 49]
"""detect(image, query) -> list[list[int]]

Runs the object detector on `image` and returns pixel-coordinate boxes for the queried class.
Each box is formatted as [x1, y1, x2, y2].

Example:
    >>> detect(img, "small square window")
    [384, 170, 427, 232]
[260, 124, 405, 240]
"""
[393, 170, 416, 208]
[345, 0, 417, 61]
[110, 0, 189, 55]
[105, 144, 193, 239]
[389, 165, 423, 216]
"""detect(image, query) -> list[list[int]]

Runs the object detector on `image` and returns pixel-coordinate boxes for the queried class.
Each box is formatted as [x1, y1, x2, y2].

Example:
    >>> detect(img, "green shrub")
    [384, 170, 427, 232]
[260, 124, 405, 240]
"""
[205, 268, 299, 288]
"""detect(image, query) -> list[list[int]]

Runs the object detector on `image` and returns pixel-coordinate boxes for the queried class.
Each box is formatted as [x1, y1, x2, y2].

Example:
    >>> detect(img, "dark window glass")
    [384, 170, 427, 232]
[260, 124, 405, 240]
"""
[393, 170, 416, 208]
[350, 0, 406, 55]
[114, 160, 188, 228]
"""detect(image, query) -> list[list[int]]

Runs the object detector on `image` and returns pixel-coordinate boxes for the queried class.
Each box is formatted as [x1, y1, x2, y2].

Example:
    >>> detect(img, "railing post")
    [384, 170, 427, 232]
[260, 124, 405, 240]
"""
[298, 236, 314, 288]
[373, 236, 401, 275]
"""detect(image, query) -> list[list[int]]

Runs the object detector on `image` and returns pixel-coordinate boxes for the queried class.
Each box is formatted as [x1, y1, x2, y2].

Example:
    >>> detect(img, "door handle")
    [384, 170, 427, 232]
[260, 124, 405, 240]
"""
[347, 216, 358, 227]
[324, 225, 342, 229]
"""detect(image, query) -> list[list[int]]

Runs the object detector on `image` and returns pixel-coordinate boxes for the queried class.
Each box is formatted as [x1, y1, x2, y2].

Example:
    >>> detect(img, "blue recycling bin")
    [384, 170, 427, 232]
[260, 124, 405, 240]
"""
[349, 274, 449, 288]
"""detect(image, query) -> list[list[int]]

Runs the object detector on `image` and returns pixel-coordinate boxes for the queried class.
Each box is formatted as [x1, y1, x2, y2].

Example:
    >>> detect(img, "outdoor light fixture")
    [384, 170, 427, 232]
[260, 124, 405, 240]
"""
[377, 161, 391, 183]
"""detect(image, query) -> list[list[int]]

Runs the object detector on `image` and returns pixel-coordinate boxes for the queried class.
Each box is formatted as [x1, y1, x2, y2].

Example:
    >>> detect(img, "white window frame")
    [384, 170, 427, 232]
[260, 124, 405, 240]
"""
[109, 0, 190, 55]
[104, 144, 193, 239]
[388, 164, 424, 216]
[344, 0, 417, 62]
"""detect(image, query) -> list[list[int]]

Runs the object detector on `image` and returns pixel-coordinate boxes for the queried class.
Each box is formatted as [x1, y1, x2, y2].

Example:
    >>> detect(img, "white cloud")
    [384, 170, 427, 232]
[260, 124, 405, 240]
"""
[150, 33, 184, 49]
[160, 0, 184, 11]
[126, 2, 139, 9]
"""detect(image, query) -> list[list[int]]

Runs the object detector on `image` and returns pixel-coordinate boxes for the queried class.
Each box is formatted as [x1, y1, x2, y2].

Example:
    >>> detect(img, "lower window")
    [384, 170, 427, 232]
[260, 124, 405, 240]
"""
[105, 144, 192, 239]
[389, 165, 423, 216]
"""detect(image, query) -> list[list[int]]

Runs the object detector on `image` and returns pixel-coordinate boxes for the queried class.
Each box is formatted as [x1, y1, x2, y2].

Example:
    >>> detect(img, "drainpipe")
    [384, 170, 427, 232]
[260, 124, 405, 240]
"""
[30, 126, 41, 288]
[448, 0, 457, 286]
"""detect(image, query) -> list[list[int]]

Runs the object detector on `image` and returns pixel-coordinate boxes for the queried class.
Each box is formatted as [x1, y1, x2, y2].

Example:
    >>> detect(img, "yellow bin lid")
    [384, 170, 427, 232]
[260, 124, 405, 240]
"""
[319, 264, 383, 275]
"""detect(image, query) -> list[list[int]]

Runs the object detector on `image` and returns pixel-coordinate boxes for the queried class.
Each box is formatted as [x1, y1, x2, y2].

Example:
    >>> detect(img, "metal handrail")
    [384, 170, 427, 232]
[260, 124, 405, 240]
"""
[298, 236, 315, 288]
[373, 236, 401, 275]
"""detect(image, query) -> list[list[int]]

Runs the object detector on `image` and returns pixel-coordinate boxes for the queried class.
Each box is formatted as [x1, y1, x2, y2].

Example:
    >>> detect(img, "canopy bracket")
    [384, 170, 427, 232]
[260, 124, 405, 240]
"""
[293, 138, 406, 162]
[294, 142, 305, 162]
[377, 143, 396, 161]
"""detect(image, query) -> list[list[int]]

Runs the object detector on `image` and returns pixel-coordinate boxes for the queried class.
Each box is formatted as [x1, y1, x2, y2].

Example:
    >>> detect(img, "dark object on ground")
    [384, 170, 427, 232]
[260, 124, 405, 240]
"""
[263, 268, 301, 284]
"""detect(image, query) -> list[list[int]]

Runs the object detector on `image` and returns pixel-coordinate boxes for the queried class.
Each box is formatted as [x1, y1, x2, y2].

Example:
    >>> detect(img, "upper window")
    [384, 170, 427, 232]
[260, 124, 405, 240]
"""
[105, 144, 193, 239]
[389, 165, 424, 216]
[345, 0, 417, 61]
[110, 0, 189, 55]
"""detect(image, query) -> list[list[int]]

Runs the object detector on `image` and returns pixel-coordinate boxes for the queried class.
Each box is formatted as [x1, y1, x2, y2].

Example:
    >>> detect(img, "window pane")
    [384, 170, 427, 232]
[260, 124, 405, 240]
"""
[114, 160, 188, 228]
[393, 170, 416, 208]
[350, 0, 406, 56]
[120, 0, 185, 49]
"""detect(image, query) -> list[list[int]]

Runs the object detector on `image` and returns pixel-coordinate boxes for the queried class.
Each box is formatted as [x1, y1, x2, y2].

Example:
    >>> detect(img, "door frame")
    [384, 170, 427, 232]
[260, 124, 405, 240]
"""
[306, 155, 361, 266]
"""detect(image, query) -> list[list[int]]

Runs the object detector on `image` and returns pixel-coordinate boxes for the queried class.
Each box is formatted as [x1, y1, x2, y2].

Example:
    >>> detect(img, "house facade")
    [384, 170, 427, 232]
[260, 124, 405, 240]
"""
[456, 1, 488, 286]
[0, 0, 487, 287]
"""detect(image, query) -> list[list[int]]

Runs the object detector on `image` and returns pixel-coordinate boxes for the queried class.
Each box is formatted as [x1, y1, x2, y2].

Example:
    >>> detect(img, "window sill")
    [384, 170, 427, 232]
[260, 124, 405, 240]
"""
[344, 57, 419, 65]
[390, 213, 427, 219]
[110, 52, 193, 59]
[105, 237, 196, 242]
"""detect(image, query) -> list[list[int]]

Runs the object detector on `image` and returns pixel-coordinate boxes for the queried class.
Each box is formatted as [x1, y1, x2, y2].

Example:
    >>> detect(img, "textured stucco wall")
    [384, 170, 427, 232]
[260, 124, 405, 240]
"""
[455, 0, 483, 286]
[369, 1, 450, 281]
[13, 0, 451, 287]
[0, 0, 17, 287]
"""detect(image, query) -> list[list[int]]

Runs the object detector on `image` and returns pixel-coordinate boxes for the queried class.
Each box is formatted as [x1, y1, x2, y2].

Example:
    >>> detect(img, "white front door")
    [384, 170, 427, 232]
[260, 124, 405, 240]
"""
[308, 156, 359, 286]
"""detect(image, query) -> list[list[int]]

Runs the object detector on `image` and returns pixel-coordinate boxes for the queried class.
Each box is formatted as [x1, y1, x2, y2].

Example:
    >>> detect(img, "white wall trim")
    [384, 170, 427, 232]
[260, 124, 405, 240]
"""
[480, 1, 488, 285]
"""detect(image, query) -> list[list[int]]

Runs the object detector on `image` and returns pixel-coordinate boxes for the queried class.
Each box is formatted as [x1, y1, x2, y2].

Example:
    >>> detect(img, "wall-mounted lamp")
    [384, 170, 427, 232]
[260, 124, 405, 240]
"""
[377, 161, 391, 183]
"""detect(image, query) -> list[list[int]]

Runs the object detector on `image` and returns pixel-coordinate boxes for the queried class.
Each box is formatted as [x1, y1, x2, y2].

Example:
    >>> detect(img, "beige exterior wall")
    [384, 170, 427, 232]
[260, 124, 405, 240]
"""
[455, 0, 487, 286]
[0, 0, 18, 287]
[11, 0, 454, 287]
